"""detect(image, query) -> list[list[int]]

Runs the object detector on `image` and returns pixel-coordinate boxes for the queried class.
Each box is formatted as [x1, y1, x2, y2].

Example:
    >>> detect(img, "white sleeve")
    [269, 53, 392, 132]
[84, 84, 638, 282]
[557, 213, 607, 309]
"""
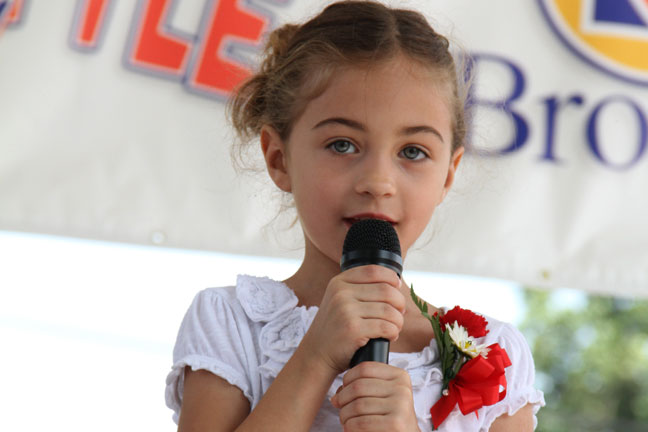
[164, 288, 257, 424]
[481, 323, 546, 431]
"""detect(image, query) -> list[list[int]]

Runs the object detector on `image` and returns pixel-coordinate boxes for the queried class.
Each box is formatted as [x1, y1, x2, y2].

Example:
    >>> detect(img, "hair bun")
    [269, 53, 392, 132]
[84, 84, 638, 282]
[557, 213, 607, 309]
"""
[262, 23, 300, 71]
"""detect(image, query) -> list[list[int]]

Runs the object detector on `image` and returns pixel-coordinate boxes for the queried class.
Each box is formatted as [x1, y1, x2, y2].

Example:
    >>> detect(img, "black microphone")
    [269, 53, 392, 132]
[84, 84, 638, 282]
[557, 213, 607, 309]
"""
[341, 218, 402, 368]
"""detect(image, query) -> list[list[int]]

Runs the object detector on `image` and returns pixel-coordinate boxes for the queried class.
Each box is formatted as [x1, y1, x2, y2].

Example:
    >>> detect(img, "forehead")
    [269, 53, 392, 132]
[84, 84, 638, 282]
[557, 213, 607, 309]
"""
[294, 55, 453, 137]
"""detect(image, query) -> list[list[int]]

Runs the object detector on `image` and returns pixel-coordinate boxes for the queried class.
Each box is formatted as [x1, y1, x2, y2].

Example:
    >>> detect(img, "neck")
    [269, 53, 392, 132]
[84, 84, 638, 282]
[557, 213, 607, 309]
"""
[284, 239, 340, 308]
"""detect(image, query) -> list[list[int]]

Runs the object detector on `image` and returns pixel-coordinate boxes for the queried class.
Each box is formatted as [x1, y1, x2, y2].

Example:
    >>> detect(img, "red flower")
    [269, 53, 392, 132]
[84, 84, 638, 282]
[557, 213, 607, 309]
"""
[440, 306, 489, 338]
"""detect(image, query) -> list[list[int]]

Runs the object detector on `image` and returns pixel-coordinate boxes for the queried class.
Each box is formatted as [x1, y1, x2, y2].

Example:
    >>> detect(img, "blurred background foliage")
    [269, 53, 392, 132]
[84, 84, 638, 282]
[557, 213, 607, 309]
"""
[520, 288, 648, 432]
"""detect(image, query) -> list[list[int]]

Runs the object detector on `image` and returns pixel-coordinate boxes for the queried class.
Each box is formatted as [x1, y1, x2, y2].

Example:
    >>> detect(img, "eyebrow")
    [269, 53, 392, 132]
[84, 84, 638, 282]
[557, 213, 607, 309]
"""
[312, 117, 444, 143]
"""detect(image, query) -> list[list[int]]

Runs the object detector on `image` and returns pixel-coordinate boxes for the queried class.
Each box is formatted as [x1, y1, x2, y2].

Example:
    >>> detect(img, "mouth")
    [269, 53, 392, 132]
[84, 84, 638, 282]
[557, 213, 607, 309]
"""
[343, 213, 397, 228]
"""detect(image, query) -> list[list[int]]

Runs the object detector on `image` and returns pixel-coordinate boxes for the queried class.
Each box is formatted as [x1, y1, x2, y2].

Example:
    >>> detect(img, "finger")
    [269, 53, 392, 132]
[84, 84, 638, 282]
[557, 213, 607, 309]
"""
[356, 302, 405, 329]
[329, 385, 344, 408]
[341, 265, 401, 288]
[353, 318, 400, 343]
[334, 377, 391, 408]
[343, 362, 404, 386]
[338, 396, 391, 425]
[352, 283, 406, 314]
[344, 414, 407, 432]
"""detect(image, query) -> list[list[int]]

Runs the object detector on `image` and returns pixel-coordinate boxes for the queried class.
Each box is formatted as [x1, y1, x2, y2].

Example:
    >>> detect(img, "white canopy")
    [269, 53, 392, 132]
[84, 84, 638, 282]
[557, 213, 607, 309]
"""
[1, 0, 647, 297]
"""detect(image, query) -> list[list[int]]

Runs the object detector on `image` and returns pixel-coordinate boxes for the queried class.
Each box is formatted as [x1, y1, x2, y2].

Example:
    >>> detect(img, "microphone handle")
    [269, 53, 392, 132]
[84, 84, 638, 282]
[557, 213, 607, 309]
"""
[350, 338, 389, 367]
[341, 250, 402, 368]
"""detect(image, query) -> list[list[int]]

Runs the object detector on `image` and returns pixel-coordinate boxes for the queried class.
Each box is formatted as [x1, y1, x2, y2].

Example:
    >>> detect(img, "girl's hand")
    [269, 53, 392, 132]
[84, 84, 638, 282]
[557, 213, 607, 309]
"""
[300, 265, 405, 375]
[330, 362, 420, 432]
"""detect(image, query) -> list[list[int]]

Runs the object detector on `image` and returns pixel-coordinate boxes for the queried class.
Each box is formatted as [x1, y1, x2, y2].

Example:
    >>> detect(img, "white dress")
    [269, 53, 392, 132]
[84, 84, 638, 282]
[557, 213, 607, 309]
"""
[166, 275, 545, 431]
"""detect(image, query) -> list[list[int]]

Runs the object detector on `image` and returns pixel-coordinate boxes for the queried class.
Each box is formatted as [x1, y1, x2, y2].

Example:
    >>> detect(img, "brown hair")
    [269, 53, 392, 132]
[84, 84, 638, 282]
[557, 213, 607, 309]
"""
[228, 0, 467, 169]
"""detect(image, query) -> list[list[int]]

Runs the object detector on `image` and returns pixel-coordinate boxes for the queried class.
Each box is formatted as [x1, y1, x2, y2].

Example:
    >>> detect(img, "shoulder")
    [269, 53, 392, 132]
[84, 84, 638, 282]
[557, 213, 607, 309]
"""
[191, 284, 238, 308]
[171, 283, 248, 365]
[177, 284, 241, 334]
[478, 315, 546, 430]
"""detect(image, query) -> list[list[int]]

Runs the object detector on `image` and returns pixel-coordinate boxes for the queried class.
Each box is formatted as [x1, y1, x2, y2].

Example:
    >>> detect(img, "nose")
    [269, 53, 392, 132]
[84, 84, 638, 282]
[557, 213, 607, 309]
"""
[354, 154, 397, 198]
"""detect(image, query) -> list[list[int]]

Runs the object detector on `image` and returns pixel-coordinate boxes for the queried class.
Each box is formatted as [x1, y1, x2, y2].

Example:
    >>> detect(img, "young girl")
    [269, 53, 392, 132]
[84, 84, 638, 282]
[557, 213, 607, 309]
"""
[165, 1, 545, 430]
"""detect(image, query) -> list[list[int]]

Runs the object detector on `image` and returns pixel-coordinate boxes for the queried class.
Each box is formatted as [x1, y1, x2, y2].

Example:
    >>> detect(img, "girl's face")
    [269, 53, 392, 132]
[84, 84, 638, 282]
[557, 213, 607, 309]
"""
[263, 54, 463, 266]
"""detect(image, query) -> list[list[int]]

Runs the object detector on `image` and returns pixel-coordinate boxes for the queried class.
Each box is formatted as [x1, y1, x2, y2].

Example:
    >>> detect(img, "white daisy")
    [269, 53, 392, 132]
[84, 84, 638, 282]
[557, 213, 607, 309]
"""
[446, 321, 491, 358]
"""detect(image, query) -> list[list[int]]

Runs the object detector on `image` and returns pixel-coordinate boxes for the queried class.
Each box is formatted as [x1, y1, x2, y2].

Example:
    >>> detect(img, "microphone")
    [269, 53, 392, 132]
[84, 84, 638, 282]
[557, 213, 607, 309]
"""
[341, 218, 403, 368]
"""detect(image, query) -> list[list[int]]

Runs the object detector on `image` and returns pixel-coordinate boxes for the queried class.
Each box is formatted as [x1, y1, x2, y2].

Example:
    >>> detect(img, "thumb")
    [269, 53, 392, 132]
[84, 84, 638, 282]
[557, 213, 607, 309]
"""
[330, 385, 343, 408]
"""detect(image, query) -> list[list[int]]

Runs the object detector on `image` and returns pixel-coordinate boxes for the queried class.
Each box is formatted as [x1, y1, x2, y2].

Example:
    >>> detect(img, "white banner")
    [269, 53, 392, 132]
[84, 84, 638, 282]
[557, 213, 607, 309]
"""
[1, 0, 647, 297]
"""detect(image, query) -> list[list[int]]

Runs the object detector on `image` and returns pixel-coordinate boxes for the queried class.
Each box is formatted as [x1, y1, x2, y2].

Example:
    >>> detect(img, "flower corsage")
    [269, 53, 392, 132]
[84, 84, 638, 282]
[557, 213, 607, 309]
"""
[410, 286, 512, 430]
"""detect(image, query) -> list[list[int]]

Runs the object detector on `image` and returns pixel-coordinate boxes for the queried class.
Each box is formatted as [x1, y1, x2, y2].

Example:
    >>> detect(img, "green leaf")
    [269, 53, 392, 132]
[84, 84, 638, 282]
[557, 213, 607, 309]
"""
[443, 327, 454, 352]
[409, 284, 429, 315]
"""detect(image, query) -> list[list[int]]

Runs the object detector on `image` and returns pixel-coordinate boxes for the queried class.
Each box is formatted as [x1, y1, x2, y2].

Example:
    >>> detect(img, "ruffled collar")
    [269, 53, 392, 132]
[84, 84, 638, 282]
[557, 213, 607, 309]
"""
[235, 274, 443, 392]
[236, 274, 306, 322]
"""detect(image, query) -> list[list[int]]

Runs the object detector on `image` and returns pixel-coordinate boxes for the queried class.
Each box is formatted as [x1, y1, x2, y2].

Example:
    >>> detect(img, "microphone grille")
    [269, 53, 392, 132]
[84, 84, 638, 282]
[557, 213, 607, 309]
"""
[342, 219, 401, 256]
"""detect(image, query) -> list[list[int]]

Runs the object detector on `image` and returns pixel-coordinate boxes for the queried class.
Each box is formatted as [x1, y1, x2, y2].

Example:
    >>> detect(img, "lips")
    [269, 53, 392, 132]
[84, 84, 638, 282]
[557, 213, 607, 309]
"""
[343, 213, 396, 227]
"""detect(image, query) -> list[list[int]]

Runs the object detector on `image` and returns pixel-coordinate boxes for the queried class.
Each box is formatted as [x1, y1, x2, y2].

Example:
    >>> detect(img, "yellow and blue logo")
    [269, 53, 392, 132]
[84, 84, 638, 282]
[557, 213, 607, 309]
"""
[539, 0, 648, 85]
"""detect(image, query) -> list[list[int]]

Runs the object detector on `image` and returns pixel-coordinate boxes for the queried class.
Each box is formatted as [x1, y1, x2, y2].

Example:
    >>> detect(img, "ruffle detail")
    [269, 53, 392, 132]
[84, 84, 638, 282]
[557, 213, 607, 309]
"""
[259, 306, 318, 379]
[480, 385, 546, 431]
[236, 275, 320, 381]
[391, 344, 443, 389]
[236, 274, 299, 322]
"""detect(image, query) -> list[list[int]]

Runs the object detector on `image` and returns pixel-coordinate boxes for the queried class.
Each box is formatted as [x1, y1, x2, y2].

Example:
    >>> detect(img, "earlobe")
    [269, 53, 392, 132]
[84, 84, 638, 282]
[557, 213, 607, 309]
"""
[260, 125, 292, 192]
[439, 146, 464, 203]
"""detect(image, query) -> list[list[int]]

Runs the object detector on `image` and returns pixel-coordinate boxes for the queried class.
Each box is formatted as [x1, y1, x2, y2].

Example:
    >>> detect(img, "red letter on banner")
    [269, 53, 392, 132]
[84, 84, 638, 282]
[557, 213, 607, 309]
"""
[9, 0, 25, 23]
[129, 0, 191, 76]
[72, 0, 113, 49]
[188, 0, 268, 97]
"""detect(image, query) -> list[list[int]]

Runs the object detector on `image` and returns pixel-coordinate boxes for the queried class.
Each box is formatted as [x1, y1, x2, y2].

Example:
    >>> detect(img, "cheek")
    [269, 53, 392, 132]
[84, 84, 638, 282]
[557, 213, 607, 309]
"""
[292, 168, 342, 217]
[400, 176, 444, 248]
[402, 205, 433, 245]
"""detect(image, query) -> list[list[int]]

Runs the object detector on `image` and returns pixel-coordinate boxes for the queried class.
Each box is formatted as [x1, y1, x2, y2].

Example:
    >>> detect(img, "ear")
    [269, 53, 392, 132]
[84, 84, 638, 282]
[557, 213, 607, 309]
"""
[439, 146, 464, 203]
[260, 125, 292, 192]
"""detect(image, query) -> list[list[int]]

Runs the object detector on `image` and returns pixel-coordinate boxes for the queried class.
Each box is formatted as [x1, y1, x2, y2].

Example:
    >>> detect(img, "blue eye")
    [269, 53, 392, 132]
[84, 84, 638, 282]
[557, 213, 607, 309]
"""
[327, 139, 356, 154]
[401, 146, 427, 160]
